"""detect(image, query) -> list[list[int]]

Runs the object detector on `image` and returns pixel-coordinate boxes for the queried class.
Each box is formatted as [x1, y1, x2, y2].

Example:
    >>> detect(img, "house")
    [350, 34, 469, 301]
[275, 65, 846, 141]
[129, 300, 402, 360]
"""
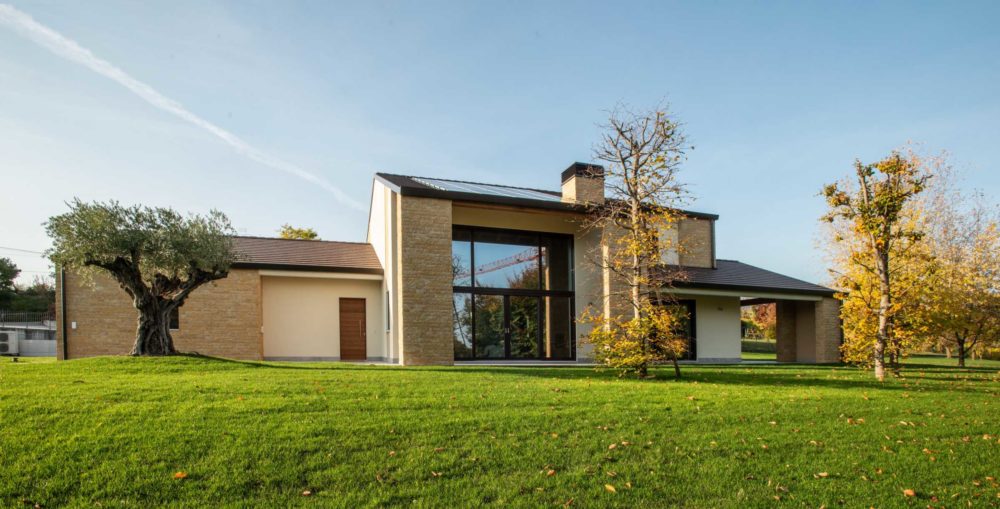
[55, 163, 841, 364]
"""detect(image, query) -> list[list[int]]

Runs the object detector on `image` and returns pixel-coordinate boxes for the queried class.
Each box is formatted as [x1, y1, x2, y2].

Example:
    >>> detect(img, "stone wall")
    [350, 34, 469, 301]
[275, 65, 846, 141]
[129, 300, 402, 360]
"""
[775, 297, 842, 363]
[57, 269, 263, 360]
[678, 217, 714, 268]
[775, 300, 798, 362]
[813, 297, 842, 363]
[397, 195, 454, 365]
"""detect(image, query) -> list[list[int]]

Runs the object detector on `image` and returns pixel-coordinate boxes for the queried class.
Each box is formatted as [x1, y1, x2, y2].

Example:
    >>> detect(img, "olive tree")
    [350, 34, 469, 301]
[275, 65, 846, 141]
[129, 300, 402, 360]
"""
[46, 199, 236, 356]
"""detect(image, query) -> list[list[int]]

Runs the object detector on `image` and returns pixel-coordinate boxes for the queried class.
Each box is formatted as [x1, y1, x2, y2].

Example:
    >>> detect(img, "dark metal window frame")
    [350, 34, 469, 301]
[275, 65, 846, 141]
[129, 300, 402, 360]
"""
[452, 225, 576, 361]
[169, 307, 180, 331]
[653, 298, 697, 360]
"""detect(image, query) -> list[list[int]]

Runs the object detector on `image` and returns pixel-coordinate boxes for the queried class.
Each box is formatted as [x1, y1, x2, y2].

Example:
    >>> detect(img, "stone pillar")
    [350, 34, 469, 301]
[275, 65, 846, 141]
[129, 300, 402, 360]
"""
[397, 195, 454, 365]
[813, 297, 842, 363]
[775, 300, 797, 362]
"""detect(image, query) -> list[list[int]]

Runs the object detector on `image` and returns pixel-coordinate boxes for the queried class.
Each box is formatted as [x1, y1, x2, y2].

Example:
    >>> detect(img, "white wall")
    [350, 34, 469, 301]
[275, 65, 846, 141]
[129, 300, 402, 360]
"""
[366, 179, 397, 362]
[262, 276, 384, 361]
[675, 293, 741, 362]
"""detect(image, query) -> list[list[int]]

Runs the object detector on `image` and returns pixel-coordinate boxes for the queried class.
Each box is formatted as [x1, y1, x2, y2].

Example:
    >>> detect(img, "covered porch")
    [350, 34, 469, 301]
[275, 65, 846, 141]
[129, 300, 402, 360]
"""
[663, 259, 842, 364]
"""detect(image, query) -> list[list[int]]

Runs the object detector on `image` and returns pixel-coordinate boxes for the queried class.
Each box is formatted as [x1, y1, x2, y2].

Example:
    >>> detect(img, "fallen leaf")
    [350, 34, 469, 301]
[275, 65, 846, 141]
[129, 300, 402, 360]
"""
[173, 472, 188, 480]
[547, 469, 556, 477]
[815, 472, 829, 478]
[301, 490, 312, 496]
[388, 451, 396, 456]
[431, 471, 443, 477]
[608, 443, 617, 450]
[903, 489, 916, 497]
[605, 484, 616, 493]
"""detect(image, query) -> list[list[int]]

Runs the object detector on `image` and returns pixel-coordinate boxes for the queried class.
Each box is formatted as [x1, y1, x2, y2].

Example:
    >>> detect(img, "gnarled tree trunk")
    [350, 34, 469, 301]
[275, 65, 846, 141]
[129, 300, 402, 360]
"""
[131, 297, 177, 356]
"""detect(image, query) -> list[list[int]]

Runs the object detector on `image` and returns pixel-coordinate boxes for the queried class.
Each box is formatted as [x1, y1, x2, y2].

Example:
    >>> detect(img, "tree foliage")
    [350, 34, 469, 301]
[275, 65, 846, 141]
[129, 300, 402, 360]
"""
[920, 169, 1000, 366]
[0, 257, 19, 307]
[822, 150, 932, 380]
[278, 224, 319, 240]
[582, 104, 693, 377]
[584, 302, 688, 378]
[45, 199, 236, 355]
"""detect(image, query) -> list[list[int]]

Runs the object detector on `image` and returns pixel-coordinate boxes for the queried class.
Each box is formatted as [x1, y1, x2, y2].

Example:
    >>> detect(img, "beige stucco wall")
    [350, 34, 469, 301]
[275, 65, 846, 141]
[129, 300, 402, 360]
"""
[672, 293, 741, 362]
[367, 180, 397, 361]
[57, 269, 263, 360]
[261, 275, 383, 360]
[678, 217, 714, 268]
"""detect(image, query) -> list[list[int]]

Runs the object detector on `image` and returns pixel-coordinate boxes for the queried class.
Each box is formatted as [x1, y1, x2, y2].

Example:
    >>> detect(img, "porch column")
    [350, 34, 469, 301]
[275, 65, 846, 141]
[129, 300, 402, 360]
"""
[775, 300, 797, 362]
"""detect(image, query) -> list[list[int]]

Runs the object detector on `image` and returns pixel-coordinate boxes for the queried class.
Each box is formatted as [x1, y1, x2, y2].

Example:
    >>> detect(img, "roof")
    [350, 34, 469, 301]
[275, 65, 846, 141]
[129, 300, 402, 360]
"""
[661, 259, 836, 297]
[374, 172, 719, 220]
[232, 236, 382, 275]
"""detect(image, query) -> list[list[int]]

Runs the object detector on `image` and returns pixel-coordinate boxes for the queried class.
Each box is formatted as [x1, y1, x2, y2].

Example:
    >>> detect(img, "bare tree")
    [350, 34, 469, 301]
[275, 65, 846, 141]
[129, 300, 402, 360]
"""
[582, 104, 693, 378]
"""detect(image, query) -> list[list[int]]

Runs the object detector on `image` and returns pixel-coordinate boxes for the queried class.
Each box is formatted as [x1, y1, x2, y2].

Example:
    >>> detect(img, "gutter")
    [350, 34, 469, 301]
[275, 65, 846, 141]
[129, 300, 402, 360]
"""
[59, 267, 68, 360]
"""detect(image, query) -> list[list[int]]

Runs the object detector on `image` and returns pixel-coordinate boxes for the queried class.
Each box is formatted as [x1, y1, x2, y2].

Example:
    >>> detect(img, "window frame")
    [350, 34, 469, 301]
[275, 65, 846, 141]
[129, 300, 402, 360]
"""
[451, 225, 576, 361]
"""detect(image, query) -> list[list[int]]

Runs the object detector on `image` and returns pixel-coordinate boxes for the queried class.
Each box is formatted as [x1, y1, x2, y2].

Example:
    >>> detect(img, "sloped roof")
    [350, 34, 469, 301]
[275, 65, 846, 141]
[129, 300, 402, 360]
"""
[232, 236, 382, 274]
[663, 259, 835, 297]
[374, 172, 719, 220]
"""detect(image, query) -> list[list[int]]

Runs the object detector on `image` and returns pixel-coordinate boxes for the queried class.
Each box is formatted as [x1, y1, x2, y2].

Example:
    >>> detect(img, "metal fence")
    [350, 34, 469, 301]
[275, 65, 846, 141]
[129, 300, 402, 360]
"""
[0, 310, 55, 326]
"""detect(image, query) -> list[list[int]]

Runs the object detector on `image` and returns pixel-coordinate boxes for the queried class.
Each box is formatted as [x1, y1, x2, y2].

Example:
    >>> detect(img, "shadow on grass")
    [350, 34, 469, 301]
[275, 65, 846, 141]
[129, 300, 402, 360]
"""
[181, 354, 996, 394]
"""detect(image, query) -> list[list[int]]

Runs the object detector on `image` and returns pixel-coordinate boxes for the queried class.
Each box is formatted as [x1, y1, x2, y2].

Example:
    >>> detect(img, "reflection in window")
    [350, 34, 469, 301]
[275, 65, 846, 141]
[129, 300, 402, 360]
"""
[453, 293, 473, 359]
[541, 235, 573, 291]
[543, 296, 573, 359]
[509, 296, 540, 358]
[474, 295, 505, 358]
[472, 230, 539, 289]
[452, 230, 472, 287]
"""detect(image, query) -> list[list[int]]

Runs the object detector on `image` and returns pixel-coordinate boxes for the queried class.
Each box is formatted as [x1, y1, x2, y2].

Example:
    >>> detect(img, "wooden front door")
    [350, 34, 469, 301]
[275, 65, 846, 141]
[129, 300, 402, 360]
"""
[339, 298, 366, 361]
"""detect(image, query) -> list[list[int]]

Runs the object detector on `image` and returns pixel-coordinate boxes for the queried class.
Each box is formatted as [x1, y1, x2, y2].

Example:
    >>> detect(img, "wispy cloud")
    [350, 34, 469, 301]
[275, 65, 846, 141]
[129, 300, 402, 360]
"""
[0, 4, 364, 211]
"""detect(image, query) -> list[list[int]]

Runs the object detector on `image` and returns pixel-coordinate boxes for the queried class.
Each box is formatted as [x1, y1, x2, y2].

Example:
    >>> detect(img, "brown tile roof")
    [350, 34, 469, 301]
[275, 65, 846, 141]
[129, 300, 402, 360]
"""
[231, 236, 382, 274]
[656, 259, 835, 297]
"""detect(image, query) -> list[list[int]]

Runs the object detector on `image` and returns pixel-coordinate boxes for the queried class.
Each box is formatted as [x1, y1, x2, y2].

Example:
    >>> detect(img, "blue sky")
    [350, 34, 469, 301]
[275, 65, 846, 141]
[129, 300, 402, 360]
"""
[1, 1, 998, 284]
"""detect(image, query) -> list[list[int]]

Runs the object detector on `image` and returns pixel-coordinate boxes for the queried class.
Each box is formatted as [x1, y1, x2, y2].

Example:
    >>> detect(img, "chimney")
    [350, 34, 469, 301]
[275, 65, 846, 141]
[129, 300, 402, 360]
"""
[560, 162, 605, 205]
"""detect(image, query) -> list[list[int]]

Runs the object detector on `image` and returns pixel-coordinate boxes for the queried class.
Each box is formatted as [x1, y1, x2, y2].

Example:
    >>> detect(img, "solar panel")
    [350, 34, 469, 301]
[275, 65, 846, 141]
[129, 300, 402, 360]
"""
[413, 177, 561, 202]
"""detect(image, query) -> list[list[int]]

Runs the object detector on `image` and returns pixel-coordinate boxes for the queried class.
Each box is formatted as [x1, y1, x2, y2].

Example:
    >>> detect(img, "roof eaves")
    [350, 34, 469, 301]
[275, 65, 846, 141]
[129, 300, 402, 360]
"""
[375, 172, 719, 219]
[232, 262, 383, 275]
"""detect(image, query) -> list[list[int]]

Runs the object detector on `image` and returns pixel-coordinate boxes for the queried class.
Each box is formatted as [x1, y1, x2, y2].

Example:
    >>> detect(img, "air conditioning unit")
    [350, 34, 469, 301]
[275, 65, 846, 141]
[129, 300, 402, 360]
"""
[0, 331, 17, 356]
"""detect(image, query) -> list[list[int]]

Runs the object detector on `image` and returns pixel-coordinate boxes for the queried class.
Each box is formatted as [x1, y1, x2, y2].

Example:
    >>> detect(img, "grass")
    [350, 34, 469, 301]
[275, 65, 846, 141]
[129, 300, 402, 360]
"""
[1, 356, 998, 508]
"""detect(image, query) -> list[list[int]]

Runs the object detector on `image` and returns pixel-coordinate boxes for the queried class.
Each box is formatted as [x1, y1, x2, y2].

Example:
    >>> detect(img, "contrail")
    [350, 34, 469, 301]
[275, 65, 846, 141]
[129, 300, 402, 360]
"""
[0, 4, 364, 211]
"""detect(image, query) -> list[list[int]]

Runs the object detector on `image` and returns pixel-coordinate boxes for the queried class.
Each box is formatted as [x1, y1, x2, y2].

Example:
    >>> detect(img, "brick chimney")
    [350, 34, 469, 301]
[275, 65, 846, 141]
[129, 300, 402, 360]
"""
[560, 162, 605, 205]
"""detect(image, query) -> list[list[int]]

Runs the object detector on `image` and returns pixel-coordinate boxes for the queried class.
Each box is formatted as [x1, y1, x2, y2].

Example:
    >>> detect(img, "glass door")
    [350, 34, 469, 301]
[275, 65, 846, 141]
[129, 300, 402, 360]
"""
[509, 296, 540, 359]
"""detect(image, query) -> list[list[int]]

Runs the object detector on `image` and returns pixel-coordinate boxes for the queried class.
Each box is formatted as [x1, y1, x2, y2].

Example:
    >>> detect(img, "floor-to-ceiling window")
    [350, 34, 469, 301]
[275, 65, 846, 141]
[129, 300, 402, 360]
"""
[451, 226, 575, 360]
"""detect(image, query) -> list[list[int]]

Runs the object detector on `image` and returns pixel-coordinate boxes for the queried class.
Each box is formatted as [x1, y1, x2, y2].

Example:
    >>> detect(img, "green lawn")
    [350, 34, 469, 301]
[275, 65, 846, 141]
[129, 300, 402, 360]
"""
[1, 356, 998, 508]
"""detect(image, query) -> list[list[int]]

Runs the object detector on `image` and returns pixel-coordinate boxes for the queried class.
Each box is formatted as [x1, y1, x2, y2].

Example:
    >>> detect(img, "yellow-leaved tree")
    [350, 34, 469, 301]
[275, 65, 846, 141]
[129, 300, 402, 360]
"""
[921, 169, 1000, 366]
[821, 150, 933, 380]
[582, 104, 693, 378]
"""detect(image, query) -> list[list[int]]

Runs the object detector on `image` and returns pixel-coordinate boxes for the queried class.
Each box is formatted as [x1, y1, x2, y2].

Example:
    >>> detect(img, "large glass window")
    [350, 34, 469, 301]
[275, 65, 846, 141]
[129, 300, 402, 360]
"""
[472, 230, 540, 289]
[451, 226, 575, 360]
[453, 293, 473, 359]
[474, 295, 505, 359]
[452, 229, 472, 287]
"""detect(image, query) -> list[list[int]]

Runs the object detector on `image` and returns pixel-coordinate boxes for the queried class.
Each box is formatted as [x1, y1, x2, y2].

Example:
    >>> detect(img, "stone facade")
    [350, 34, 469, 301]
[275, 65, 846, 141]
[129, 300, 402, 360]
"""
[813, 297, 842, 363]
[560, 175, 605, 205]
[775, 301, 798, 362]
[397, 195, 455, 365]
[775, 298, 842, 363]
[678, 217, 714, 268]
[57, 269, 263, 360]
